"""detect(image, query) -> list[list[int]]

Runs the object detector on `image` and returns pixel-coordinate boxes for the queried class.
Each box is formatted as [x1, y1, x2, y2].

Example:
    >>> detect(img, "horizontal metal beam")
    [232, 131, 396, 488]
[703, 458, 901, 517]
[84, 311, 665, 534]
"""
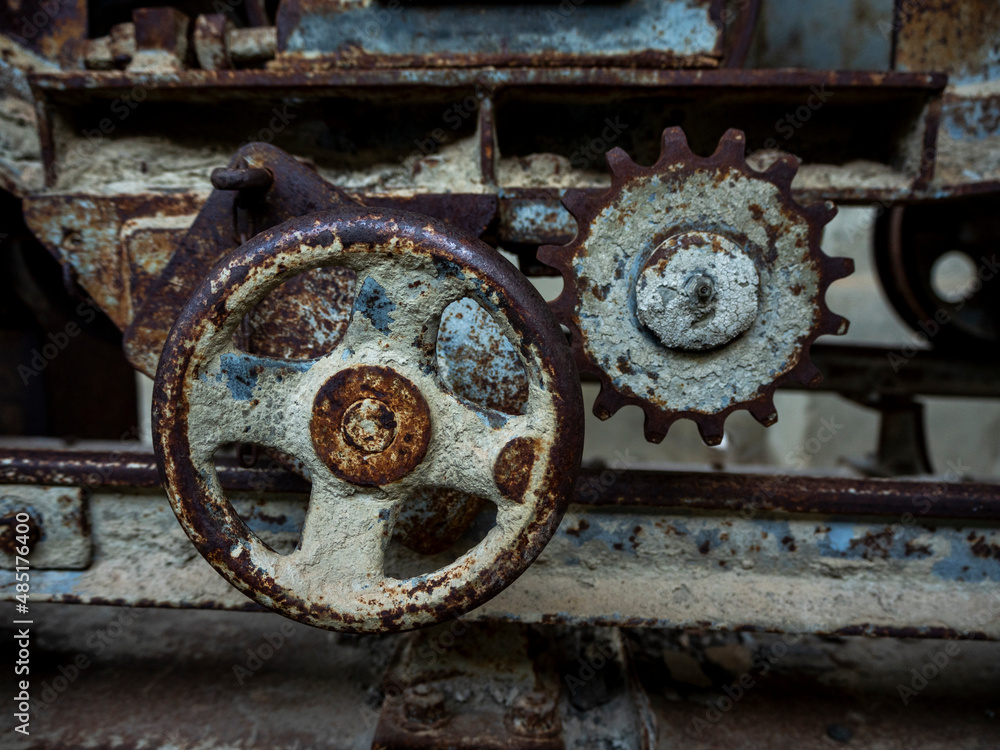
[1, 448, 998, 519]
[28, 68, 948, 97]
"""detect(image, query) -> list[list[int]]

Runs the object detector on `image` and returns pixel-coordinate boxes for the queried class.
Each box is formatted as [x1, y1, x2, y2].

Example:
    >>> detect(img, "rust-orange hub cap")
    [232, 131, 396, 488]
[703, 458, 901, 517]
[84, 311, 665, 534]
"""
[311, 365, 431, 487]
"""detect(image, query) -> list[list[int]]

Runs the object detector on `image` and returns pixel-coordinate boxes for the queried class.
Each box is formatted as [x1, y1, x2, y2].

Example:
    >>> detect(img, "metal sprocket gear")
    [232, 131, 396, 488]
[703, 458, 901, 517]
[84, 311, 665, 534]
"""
[538, 127, 854, 445]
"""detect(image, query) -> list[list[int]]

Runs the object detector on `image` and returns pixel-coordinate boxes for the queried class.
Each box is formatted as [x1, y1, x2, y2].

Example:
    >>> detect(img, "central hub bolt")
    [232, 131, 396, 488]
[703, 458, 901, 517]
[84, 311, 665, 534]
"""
[311, 366, 431, 487]
[634, 230, 760, 351]
[342, 398, 397, 454]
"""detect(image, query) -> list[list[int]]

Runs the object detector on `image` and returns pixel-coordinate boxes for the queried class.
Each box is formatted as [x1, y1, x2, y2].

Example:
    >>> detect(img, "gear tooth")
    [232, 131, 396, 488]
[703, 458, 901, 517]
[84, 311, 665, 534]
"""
[749, 398, 779, 427]
[792, 359, 823, 388]
[561, 189, 592, 219]
[605, 147, 636, 178]
[829, 255, 854, 280]
[763, 155, 800, 186]
[658, 126, 691, 162]
[641, 409, 674, 444]
[830, 314, 850, 336]
[544, 287, 572, 320]
[696, 418, 726, 447]
[592, 385, 620, 421]
[804, 199, 838, 226]
[714, 129, 747, 163]
[535, 243, 558, 266]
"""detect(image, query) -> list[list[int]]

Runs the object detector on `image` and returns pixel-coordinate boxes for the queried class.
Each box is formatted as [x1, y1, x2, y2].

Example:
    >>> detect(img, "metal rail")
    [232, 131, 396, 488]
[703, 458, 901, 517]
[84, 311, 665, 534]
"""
[2, 448, 998, 520]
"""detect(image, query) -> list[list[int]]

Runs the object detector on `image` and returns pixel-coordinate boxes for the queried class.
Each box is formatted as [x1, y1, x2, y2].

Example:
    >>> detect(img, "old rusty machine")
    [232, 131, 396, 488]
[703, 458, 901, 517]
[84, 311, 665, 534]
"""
[2, 0, 1000, 746]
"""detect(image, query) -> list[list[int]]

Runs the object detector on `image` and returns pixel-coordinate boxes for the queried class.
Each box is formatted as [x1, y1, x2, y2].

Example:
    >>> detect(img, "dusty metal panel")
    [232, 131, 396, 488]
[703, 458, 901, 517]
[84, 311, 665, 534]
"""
[2, 488, 998, 638]
[275, 0, 723, 70]
[893, 0, 1000, 85]
[0, 485, 90, 569]
[21, 192, 205, 330]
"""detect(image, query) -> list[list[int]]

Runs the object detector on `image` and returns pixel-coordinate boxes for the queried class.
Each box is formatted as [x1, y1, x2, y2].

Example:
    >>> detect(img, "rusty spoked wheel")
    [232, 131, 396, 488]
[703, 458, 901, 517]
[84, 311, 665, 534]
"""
[874, 198, 1000, 355]
[153, 207, 583, 632]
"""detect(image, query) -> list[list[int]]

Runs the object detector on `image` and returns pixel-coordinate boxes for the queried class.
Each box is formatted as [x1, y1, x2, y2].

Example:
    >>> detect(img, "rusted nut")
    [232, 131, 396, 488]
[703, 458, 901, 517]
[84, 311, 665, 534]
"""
[129, 7, 191, 72]
[342, 398, 397, 454]
[508, 691, 559, 738]
[210, 167, 274, 191]
[0, 511, 41, 555]
[83, 22, 136, 70]
[193, 14, 233, 71]
[635, 230, 759, 351]
[109, 23, 137, 67]
[403, 684, 449, 728]
[193, 16, 277, 70]
[228, 26, 278, 67]
[311, 366, 431, 487]
[83, 36, 114, 70]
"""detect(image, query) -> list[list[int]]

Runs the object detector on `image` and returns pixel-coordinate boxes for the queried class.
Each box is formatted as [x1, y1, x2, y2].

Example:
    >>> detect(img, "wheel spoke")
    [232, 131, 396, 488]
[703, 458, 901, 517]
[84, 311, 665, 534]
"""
[290, 467, 400, 590]
[184, 349, 315, 462]
[412, 390, 537, 514]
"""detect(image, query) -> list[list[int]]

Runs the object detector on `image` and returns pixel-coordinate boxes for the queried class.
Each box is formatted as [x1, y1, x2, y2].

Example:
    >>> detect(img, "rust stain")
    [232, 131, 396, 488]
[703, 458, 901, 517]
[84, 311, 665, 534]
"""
[493, 437, 539, 504]
[311, 366, 432, 487]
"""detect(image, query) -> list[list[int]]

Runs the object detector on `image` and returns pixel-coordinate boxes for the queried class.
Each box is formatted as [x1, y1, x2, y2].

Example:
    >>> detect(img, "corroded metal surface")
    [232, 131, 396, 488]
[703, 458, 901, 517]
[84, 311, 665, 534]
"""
[123, 142, 358, 377]
[5, 447, 1000, 520]
[152, 207, 584, 632]
[892, 0, 1000, 85]
[539, 128, 853, 445]
[4, 487, 1000, 639]
[275, 0, 722, 70]
[0, 486, 90, 570]
[22, 192, 205, 330]
[311, 366, 432, 487]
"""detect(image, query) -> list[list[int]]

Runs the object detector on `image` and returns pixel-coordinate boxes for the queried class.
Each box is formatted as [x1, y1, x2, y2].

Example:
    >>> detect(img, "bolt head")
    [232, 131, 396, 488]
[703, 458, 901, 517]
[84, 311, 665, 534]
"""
[342, 398, 397, 454]
[509, 691, 559, 737]
[403, 683, 448, 727]
[635, 231, 760, 351]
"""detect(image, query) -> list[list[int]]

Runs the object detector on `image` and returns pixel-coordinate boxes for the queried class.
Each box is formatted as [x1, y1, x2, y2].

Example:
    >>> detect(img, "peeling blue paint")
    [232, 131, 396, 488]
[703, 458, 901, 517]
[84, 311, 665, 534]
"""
[932, 543, 1000, 582]
[354, 276, 396, 335]
[825, 522, 853, 553]
[694, 527, 720, 553]
[433, 258, 467, 281]
[208, 352, 313, 401]
[475, 407, 509, 430]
